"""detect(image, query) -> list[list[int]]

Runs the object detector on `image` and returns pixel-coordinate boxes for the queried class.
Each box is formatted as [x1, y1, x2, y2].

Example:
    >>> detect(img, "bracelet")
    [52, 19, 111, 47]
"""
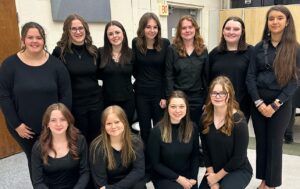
[270, 102, 279, 111]
[255, 99, 264, 107]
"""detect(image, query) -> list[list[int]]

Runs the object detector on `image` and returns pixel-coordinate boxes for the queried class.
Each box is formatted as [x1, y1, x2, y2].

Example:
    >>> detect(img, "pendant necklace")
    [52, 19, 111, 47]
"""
[73, 48, 83, 59]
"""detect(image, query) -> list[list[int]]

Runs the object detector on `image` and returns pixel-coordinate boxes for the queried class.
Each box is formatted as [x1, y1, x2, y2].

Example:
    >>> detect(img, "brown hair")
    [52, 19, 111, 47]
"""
[39, 103, 80, 164]
[136, 12, 162, 54]
[218, 16, 249, 52]
[158, 90, 193, 143]
[90, 105, 139, 170]
[173, 15, 206, 57]
[20, 22, 46, 51]
[56, 14, 97, 64]
[202, 76, 241, 136]
[262, 5, 298, 86]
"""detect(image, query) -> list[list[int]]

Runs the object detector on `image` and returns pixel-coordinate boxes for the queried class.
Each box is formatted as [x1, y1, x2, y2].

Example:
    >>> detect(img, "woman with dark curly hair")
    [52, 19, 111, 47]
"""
[31, 103, 89, 188]
[52, 14, 103, 145]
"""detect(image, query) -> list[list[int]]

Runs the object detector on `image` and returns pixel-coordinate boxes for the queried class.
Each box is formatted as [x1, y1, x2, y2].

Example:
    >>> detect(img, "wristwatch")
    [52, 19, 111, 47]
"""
[275, 99, 283, 106]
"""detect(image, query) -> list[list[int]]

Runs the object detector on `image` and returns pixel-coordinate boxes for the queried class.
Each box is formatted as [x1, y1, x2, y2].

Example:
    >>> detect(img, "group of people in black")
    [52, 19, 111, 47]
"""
[0, 4, 299, 189]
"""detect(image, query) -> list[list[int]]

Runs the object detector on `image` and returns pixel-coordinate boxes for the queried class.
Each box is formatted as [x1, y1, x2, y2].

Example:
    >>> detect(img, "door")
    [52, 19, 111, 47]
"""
[0, 0, 22, 158]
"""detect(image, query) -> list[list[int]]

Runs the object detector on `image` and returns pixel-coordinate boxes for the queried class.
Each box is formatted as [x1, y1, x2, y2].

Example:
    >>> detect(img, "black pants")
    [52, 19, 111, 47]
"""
[186, 94, 205, 126]
[285, 107, 296, 139]
[239, 95, 251, 122]
[7, 126, 38, 182]
[135, 94, 164, 145]
[251, 90, 292, 187]
[199, 169, 252, 189]
[153, 179, 198, 189]
[72, 103, 103, 145]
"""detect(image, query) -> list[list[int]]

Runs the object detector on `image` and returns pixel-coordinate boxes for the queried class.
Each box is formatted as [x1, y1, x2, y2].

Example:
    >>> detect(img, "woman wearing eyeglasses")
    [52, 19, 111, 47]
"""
[199, 76, 252, 189]
[246, 5, 300, 189]
[53, 14, 103, 145]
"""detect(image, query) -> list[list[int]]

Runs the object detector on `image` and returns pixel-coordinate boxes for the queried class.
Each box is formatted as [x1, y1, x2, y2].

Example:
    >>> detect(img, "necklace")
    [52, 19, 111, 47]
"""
[112, 52, 121, 62]
[73, 48, 83, 59]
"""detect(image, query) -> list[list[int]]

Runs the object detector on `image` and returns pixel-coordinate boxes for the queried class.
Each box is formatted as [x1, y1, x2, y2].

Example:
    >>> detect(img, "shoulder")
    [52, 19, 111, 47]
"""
[32, 139, 42, 154]
[52, 46, 61, 55]
[131, 135, 144, 151]
[209, 47, 219, 56]
[132, 37, 137, 45]
[1, 54, 18, 67]
[150, 124, 162, 138]
[233, 112, 247, 128]
[162, 38, 171, 47]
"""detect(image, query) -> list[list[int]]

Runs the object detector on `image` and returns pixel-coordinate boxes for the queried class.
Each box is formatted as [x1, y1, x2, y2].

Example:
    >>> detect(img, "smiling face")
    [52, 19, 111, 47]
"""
[210, 84, 228, 108]
[144, 18, 158, 41]
[105, 113, 125, 138]
[180, 19, 196, 42]
[23, 28, 45, 54]
[268, 10, 288, 37]
[107, 25, 124, 48]
[168, 97, 187, 124]
[223, 20, 242, 46]
[48, 110, 69, 135]
[69, 19, 86, 45]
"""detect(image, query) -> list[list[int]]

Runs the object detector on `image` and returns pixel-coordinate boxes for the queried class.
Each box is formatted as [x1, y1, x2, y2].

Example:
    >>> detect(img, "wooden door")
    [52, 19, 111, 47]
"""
[0, 0, 22, 158]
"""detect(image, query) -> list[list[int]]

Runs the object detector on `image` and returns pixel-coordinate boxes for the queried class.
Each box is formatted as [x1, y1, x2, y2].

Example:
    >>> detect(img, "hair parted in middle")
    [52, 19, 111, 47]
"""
[158, 90, 193, 143]
[90, 105, 139, 170]
[173, 15, 206, 57]
[202, 76, 242, 136]
[56, 14, 97, 63]
[136, 12, 162, 54]
[39, 103, 80, 164]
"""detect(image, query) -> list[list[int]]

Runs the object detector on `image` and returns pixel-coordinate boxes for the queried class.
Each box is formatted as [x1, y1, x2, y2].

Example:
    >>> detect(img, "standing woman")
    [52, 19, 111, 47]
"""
[99, 21, 135, 125]
[246, 5, 300, 189]
[132, 12, 170, 145]
[53, 14, 103, 145]
[0, 22, 71, 179]
[31, 103, 89, 188]
[209, 16, 253, 122]
[199, 76, 252, 189]
[90, 105, 146, 189]
[148, 90, 199, 189]
[165, 15, 209, 126]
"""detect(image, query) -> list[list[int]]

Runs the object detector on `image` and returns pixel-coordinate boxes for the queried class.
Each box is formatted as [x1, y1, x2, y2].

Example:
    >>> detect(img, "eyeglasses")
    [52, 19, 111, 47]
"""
[210, 91, 228, 98]
[70, 26, 84, 33]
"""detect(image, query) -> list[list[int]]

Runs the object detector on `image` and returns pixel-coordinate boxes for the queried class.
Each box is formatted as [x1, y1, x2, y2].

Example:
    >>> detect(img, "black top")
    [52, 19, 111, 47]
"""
[0, 54, 72, 134]
[90, 136, 145, 189]
[52, 44, 102, 109]
[132, 38, 170, 98]
[98, 48, 134, 102]
[148, 123, 200, 181]
[165, 45, 209, 97]
[209, 46, 253, 103]
[246, 40, 300, 104]
[200, 113, 252, 174]
[31, 135, 90, 189]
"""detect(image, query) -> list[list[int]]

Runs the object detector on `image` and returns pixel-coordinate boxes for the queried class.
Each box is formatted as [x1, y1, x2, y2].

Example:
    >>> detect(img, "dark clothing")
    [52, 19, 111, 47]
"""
[90, 136, 145, 189]
[52, 45, 103, 144]
[31, 135, 90, 189]
[165, 45, 209, 98]
[0, 54, 72, 180]
[200, 113, 252, 174]
[246, 40, 300, 187]
[147, 123, 199, 189]
[209, 46, 253, 121]
[132, 38, 170, 144]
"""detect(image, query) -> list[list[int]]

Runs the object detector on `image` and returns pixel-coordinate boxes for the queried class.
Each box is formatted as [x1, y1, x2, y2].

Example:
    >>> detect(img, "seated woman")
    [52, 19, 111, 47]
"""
[89, 105, 145, 189]
[199, 76, 252, 189]
[31, 103, 89, 189]
[148, 90, 199, 189]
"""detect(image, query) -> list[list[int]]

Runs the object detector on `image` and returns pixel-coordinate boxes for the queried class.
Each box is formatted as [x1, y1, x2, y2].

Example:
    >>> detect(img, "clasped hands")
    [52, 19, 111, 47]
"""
[257, 103, 275, 118]
[176, 175, 197, 189]
[205, 172, 220, 189]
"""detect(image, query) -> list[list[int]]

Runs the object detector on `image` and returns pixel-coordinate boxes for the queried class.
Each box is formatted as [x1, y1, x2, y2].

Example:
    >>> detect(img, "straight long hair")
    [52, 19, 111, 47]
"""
[262, 5, 298, 86]
[158, 90, 193, 143]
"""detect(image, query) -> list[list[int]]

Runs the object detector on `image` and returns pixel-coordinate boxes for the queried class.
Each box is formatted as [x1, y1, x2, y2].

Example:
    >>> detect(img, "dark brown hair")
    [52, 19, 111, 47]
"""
[39, 103, 80, 164]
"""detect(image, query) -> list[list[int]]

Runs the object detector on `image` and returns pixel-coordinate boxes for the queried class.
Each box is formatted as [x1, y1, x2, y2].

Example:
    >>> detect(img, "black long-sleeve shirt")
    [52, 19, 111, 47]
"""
[147, 123, 200, 182]
[200, 113, 252, 174]
[246, 40, 300, 104]
[165, 45, 209, 97]
[98, 48, 134, 102]
[132, 38, 170, 98]
[90, 136, 145, 189]
[0, 54, 72, 134]
[52, 44, 102, 110]
[209, 46, 253, 103]
[31, 135, 90, 189]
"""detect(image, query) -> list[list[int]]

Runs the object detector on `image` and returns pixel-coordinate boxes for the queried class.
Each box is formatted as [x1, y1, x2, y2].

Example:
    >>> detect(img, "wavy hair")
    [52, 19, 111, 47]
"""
[202, 76, 242, 136]
[99, 21, 132, 68]
[90, 105, 139, 170]
[39, 103, 80, 164]
[262, 5, 298, 86]
[56, 14, 97, 64]
[218, 16, 249, 52]
[173, 15, 206, 57]
[136, 12, 162, 54]
[20, 22, 47, 51]
[158, 90, 193, 143]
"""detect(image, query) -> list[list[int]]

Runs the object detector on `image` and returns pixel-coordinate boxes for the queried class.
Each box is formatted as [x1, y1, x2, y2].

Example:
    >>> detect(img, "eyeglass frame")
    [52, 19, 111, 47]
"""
[210, 91, 228, 98]
[70, 26, 85, 33]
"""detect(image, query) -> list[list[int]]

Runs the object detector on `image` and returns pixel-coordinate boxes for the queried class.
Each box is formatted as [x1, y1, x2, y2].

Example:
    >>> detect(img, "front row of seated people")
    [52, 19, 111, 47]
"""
[31, 76, 252, 189]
